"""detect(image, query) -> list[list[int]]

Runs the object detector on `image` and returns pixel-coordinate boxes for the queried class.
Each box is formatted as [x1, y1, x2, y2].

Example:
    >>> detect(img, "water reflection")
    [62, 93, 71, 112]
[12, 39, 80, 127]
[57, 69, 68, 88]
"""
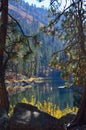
[34, 81, 74, 110]
[10, 79, 76, 110]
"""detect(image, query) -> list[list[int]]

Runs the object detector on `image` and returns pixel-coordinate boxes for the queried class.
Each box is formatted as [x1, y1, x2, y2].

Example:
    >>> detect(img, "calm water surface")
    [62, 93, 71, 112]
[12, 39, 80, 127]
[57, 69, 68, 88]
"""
[10, 78, 79, 110]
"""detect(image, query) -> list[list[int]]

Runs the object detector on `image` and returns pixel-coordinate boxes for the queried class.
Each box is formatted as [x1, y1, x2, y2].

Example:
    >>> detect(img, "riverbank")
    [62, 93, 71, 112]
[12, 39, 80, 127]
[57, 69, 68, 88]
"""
[6, 75, 81, 119]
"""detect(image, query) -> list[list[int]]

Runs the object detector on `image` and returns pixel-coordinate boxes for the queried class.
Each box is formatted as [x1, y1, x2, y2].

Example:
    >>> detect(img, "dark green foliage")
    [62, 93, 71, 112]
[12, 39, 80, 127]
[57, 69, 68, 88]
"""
[7, 0, 63, 76]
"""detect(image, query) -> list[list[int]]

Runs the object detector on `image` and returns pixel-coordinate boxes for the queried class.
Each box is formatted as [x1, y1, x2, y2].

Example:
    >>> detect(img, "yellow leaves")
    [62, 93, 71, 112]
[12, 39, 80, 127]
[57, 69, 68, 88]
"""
[28, 77, 37, 82]
[55, 107, 62, 118]
[28, 77, 44, 83]
[43, 100, 48, 112]
[36, 102, 42, 110]
[9, 104, 15, 116]
[21, 97, 29, 104]
[20, 97, 78, 119]
[21, 96, 35, 105]
[30, 95, 35, 105]
[9, 96, 78, 119]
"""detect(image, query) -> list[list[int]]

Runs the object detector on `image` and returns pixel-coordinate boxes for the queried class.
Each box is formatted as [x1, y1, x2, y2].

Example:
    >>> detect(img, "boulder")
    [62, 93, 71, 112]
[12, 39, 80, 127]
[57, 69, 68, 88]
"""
[59, 113, 76, 125]
[10, 103, 63, 130]
[60, 113, 86, 130]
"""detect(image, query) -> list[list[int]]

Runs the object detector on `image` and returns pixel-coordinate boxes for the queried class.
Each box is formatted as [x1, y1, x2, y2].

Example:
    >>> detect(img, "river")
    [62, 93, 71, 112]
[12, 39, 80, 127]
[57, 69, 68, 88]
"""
[10, 76, 81, 110]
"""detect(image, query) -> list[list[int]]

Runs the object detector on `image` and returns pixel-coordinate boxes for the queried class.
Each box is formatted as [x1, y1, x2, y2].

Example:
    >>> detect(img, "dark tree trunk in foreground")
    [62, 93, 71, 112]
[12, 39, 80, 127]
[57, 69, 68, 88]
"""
[73, 83, 86, 124]
[66, 1, 86, 128]
[74, 1, 86, 124]
[0, 0, 9, 112]
[66, 82, 86, 129]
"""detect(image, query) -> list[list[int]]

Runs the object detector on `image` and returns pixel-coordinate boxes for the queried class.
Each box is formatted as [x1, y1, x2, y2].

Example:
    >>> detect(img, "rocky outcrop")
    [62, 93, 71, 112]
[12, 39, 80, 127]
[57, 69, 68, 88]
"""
[60, 114, 86, 130]
[9, 103, 63, 130]
[59, 113, 75, 125]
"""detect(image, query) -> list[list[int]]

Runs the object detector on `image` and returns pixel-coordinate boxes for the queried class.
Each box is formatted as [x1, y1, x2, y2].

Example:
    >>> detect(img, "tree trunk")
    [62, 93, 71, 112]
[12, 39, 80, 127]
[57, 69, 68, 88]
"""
[65, 81, 86, 130]
[0, 0, 9, 112]
[72, 81, 86, 125]
[0, 67, 9, 113]
[73, 0, 86, 124]
[66, 1, 86, 129]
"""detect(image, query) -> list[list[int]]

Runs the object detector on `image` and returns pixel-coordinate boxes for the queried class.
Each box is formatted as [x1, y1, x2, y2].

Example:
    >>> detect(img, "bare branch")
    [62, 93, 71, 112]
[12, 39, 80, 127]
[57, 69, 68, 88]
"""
[51, 41, 77, 57]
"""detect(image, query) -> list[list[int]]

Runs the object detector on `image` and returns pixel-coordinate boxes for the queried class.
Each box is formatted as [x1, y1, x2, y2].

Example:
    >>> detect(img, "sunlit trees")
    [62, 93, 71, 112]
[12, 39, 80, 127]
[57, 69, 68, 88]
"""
[41, 0, 86, 128]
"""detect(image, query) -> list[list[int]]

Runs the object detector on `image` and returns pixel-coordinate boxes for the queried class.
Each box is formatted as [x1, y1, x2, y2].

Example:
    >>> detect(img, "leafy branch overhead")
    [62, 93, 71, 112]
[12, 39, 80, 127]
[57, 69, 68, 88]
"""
[5, 12, 42, 66]
[47, 0, 86, 87]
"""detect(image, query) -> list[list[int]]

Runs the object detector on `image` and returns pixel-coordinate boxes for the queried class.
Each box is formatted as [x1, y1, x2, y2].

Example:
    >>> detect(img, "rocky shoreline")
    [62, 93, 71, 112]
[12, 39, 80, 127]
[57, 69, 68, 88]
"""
[1, 103, 86, 130]
[0, 103, 74, 130]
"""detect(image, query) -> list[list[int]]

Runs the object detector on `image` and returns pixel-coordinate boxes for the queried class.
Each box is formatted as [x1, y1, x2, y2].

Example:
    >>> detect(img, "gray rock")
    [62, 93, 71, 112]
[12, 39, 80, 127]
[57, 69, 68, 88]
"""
[10, 103, 63, 130]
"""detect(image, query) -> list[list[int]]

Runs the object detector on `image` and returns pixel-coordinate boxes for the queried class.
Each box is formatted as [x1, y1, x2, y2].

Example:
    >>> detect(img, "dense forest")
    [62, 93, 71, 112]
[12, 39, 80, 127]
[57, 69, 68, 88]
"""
[0, 0, 86, 130]
[8, 0, 63, 77]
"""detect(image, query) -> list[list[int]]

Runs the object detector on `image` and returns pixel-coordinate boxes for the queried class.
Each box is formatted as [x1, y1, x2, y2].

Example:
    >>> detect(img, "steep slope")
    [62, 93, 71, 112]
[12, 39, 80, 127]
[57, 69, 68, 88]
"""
[9, 4, 33, 23]
[8, 1, 63, 77]
[8, 2, 47, 28]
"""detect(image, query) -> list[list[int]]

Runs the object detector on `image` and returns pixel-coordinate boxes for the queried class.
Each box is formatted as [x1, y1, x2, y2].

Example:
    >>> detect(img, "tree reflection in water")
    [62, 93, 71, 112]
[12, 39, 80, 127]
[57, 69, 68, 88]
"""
[10, 79, 79, 110]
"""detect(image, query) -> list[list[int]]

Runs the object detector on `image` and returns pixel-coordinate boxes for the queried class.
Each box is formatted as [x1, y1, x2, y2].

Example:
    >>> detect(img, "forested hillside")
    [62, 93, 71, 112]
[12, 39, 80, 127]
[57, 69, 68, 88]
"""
[8, 0, 63, 77]
[0, 1, 86, 130]
[9, 0, 48, 34]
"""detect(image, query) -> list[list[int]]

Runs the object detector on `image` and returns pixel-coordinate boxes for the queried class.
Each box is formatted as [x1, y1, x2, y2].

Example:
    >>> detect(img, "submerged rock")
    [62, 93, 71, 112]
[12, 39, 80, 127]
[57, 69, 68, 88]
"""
[10, 103, 63, 130]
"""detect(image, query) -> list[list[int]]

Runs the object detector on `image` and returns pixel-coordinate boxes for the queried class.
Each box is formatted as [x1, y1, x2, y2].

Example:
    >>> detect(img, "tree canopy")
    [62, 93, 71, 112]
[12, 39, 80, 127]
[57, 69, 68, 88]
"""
[41, 0, 86, 87]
